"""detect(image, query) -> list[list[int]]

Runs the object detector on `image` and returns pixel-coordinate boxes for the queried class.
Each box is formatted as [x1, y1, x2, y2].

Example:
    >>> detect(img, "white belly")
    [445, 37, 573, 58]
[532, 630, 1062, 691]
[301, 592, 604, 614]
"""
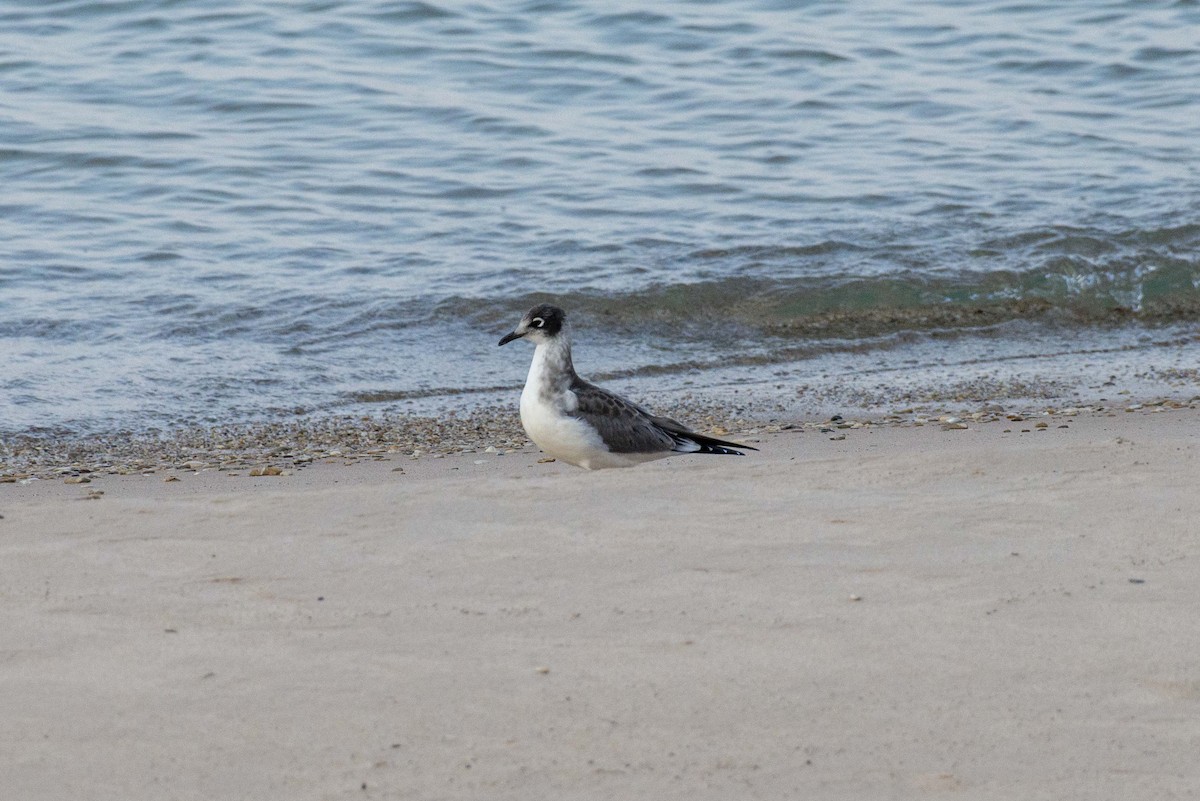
[519, 385, 663, 470]
[517, 339, 671, 470]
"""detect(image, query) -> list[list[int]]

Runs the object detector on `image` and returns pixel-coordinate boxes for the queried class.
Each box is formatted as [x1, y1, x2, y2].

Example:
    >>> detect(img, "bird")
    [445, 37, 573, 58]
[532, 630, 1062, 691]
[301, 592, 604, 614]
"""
[498, 303, 757, 469]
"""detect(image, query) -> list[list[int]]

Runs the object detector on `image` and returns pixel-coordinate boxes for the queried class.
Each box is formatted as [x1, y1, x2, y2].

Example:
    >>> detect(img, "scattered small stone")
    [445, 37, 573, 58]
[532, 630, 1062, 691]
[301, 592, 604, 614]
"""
[163, 475, 180, 482]
[848, 594, 862, 602]
[942, 422, 969, 430]
[534, 666, 550, 674]
[63, 476, 90, 484]
[1128, 578, 1145, 584]
[537, 457, 556, 463]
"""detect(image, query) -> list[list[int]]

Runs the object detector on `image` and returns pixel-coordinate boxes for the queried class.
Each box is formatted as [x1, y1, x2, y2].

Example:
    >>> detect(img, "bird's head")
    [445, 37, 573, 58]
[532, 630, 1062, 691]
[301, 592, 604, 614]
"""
[498, 303, 566, 347]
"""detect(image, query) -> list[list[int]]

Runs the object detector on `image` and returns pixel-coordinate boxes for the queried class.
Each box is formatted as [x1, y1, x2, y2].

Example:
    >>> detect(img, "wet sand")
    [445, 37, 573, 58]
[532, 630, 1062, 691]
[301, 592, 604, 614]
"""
[2, 404, 1198, 800]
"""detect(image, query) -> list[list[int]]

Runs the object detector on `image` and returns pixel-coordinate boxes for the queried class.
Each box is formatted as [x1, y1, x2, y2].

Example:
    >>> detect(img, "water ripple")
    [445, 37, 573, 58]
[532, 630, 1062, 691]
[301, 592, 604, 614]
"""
[1, 0, 1198, 434]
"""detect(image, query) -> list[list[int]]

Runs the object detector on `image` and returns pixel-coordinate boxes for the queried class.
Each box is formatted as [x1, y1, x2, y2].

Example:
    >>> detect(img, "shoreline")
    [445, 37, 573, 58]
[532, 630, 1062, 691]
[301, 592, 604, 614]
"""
[4, 319, 1198, 473]
[3, 394, 1195, 496]
[3, 392, 1197, 484]
[4, 393, 1195, 482]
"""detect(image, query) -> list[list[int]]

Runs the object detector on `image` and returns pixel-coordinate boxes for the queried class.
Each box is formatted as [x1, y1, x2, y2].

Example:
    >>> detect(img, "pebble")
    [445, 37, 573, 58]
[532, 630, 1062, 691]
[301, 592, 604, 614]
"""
[63, 476, 90, 484]
[163, 475, 180, 482]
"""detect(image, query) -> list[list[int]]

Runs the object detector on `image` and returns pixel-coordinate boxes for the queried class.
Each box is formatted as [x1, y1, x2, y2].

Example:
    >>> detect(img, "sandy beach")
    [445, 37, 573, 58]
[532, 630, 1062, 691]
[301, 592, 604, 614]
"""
[2, 403, 1199, 800]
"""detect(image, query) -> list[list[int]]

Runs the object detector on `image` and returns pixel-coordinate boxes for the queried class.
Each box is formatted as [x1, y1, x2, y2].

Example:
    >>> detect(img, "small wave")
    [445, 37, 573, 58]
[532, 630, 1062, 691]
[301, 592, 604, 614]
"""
[466, 244, 1200, 341]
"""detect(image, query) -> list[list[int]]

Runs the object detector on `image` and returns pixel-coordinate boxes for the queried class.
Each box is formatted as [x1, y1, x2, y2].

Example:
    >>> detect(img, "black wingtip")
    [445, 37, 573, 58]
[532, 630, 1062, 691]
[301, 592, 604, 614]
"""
[696, 443, 753, 456]
[651, 415, 759, 457]
[688, 435, 758, 456]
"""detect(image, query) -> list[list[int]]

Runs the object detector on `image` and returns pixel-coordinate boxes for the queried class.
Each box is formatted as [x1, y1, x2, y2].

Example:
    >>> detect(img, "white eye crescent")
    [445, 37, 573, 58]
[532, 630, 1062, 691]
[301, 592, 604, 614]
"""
[531, 317, 545, 328]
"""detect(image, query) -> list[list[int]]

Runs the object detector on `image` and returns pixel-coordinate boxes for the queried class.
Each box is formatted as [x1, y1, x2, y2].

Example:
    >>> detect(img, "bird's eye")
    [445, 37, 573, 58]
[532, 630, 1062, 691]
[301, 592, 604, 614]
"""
[531, 317, 545, 328]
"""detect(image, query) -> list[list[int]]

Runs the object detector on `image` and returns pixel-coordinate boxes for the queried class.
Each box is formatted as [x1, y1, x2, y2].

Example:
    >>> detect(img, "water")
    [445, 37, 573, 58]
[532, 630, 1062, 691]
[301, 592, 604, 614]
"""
[2, 0, 1199, 436]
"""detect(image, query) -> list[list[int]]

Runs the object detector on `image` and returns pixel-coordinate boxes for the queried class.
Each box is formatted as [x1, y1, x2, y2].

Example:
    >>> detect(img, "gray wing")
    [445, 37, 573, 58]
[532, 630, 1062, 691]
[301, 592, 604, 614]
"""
[569, 379, 676, 454]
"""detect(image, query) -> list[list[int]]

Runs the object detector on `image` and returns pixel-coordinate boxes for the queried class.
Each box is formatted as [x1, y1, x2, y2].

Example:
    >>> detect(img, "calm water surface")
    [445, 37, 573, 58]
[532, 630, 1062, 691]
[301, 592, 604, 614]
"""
[1, 0, 1198, 434]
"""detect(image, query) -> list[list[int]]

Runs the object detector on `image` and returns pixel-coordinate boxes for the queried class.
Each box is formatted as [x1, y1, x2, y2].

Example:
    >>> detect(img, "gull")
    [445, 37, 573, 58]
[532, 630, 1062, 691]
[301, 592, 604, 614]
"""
[498, 303, 757, 469]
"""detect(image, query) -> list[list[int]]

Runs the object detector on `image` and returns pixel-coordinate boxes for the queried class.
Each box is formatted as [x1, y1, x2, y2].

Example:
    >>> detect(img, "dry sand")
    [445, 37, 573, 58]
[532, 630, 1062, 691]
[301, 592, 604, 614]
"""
[2, 406, 1199, 800]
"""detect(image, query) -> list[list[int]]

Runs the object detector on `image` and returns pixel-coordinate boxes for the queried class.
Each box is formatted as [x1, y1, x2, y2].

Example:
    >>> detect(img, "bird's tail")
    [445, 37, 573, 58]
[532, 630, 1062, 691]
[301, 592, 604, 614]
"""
[651, 415, 758, 456]
[664, 430, 757, 456]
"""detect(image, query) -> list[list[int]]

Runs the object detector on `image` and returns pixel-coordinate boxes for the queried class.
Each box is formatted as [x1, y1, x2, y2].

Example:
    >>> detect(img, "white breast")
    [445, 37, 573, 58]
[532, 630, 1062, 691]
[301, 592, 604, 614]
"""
[519, 341, 655, 470]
